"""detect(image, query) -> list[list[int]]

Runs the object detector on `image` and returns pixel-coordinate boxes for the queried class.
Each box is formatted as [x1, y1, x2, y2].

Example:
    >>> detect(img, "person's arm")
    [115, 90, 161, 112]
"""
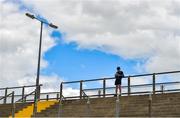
[121, 71, 125, 77]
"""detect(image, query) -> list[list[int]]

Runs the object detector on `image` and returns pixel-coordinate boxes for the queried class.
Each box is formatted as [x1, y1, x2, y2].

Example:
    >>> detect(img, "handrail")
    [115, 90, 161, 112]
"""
[61, 95, 65, 101]
[0, 84, 43, 90]
[0, 92, 14, 101]
[60, 70, 180, 100]
[1, 91, 60, 98]
[62, 70, 180, 84]
[63, 89, 180, 99]
[16, 90, 35, 103]
[83, 81, 180, 91]
[0, 91, 62, 103]
[82, 90, 88, 98]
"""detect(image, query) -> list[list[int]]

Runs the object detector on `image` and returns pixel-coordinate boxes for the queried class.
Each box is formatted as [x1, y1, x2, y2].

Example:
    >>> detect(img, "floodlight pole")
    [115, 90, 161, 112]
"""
[25, 13, 58, 116]
[36, 21, 43, 101]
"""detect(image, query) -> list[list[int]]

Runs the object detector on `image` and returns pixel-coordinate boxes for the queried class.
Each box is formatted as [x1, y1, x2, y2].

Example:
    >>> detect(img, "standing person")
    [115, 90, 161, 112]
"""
[115, 66, 124, 96]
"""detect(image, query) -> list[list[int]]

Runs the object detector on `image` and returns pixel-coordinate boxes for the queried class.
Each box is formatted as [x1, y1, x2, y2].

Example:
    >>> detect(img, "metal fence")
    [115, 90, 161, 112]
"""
[1, 70, 180, 102]
[0, 70, 180, 117]
[60, 70, 180, 99]
[0, 84, 60, 104]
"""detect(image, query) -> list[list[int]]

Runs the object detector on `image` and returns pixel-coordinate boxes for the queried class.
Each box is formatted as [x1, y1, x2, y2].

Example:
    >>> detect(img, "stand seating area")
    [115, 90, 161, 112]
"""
[0, 92, 180, 117]
[0, 70, 180, 117]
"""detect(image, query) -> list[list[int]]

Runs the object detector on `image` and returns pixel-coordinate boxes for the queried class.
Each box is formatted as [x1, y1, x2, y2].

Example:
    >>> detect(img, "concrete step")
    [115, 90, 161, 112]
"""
[0, 102, 33, 117]
[10, 92, 180, 117]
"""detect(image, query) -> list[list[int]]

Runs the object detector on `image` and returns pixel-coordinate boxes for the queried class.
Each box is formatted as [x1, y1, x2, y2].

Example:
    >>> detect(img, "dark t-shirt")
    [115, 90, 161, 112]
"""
[115, 71, 124, 85]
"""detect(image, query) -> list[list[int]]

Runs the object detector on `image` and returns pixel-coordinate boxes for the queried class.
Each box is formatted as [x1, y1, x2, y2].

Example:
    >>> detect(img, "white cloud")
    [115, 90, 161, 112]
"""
[0, 1, 59, 92]
[1, 0, 180, 97]
[22, 0, 180, 73]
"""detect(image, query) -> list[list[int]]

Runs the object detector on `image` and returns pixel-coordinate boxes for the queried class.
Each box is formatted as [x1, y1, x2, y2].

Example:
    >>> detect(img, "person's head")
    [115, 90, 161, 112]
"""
[117, 66, 120, 71]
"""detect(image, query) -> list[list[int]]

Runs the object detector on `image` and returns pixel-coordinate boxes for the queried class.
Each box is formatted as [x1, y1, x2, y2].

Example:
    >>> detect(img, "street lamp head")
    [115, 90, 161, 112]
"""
[25, 13, 35, 19]
[49, 23, 58, 29]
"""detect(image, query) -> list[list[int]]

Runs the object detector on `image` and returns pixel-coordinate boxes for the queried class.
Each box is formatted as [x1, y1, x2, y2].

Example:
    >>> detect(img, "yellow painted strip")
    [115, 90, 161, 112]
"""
[37, 101, 58, 112]
[9, 100, 58, 117]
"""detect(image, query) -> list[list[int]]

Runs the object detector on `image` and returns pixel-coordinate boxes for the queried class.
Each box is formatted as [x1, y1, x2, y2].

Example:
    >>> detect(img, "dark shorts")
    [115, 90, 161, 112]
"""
[115, 79, 121, 85]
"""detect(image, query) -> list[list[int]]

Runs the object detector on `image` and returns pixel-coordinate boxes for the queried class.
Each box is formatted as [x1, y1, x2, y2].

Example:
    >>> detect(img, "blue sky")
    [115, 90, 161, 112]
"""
[1, 0, 180, 92]
[42, 31, 139, 81]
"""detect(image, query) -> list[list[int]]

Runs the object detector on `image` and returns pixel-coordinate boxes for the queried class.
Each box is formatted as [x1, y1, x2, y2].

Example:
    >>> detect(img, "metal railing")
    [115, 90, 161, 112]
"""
[11, 89, 36, 117]
[0, 91, 15, 104]
[60, 70, 180, 99]
[0, 92, 61, 104]
[0, 71, 180, 102]
[0, 91, 15, 117]
[0, 84, 42, 104]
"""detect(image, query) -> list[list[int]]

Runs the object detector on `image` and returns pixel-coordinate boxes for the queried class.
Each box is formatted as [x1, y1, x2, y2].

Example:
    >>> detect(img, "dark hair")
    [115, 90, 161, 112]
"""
[117, 66, 120, 70]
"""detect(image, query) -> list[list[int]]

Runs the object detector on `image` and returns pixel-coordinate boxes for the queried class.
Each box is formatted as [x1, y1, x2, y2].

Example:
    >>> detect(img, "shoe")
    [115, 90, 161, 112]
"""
[114, 94, 117, 97]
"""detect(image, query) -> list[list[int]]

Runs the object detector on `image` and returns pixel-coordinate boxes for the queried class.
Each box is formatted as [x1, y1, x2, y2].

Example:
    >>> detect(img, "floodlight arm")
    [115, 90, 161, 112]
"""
[25, 12, 58, 29]
[25, 13, 35, 19]
[49, 23, 58, 29]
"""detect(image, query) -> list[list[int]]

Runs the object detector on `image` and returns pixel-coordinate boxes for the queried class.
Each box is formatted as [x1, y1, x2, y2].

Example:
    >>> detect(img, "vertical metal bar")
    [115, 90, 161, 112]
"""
[4, 88, 8, 104]
[98, 89, 101, 98]
[33, 90, 37, 116]
[60, 83, 63, 100]
[46, 95, 49, 101]
[11, 91, 15, 118]
[56, 93, 59, 100]
[22, 86, 25, 102]
[128, 76, 131, 96]
[103, 79, 106, 98]
[80, 80, 83, 99]
[24, 96, 26, 102]
[149, 93, 152, 117]
[115, 94, 120, 117]
[82, 91, 85, 99]
[86, 98, 91, 117]
[58, 99, 63, 117]
[161, 85, 164, 94]
[153, 74, 156, 95]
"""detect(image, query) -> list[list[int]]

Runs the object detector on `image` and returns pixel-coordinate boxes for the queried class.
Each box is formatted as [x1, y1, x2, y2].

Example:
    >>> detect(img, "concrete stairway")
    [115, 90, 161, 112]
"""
[0, 101, 58, 117]
[34, 92, 180, 117]
[0, 102, 33, 117]
[151, 93, 180, 117]
[1, 92, 180, 117]
[11, 101, 58, 117]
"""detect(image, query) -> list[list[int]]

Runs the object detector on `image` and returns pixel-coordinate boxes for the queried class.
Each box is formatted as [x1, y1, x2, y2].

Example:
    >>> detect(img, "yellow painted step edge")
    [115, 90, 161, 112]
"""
[9, 100, 59, 118]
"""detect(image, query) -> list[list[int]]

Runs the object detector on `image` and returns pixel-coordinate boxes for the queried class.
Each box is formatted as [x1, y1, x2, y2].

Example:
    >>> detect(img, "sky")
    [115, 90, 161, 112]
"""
[0, 0, 180, 96]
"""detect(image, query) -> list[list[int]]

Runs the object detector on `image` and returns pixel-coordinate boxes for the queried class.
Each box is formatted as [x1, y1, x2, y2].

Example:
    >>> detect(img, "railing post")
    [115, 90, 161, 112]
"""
[22, 86, 25, 102]
[86, 97, 91, 117]
[4, 87, 8, 104]
[148, 93, 152, 117]
[82, 91, 85, 99]
[128, 76, 131, 96]
[11, 91, 15, 118]
[60, 83, 63, 100]
[98, 89, 101, 98]
[161, 85, 164, 94]
[115, 93, 120, 117]
[103, 79, 106, 98]
[57, 93, 59, 100]
[46, 95, 49, 101]
[80, 80, 83, 99]
[152, 74, 156, 95]
[58, 99, 63, 117]
[24, 96, 26, 102]
[33, 89, 37, 116]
